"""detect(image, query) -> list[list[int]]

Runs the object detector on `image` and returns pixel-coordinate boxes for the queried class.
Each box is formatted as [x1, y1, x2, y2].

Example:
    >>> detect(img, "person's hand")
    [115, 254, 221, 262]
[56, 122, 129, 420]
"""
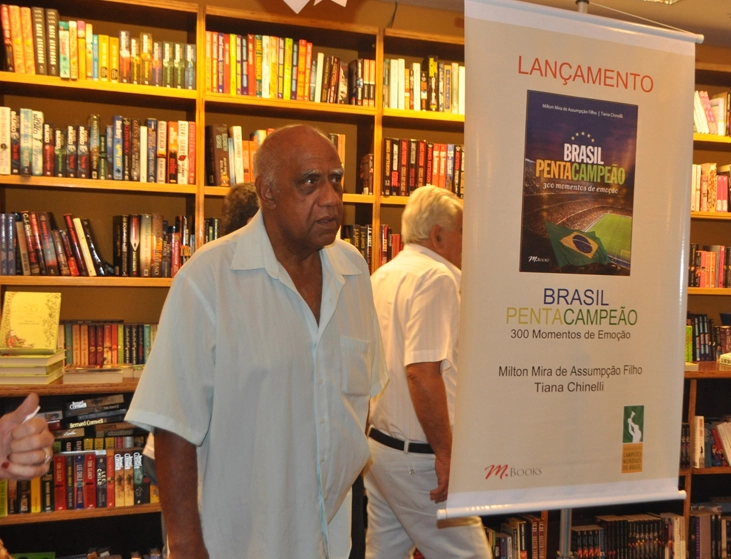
[0, 393, 54, 480]
[430, 452, 450, 503]
[0, 537, 13, 559]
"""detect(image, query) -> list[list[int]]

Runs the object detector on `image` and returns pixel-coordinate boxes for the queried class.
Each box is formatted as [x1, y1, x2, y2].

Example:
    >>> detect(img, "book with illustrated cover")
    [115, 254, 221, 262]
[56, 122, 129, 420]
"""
[0, 291, 61, 354]
[519, 91, 638, 275]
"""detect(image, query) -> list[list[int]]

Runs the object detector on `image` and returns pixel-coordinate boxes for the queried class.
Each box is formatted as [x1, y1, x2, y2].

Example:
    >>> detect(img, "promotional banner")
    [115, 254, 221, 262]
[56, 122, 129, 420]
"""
[443, 0, 697, 518]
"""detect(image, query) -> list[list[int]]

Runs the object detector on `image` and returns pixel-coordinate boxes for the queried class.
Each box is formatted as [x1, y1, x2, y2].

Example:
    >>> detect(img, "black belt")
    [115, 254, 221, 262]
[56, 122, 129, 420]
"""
[368, 427, 434, 454]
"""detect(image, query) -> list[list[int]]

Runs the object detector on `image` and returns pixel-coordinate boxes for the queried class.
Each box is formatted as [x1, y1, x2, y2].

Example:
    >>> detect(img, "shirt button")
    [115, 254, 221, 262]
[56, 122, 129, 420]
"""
[318, 378, 324, 385]
[321, 418, 326, 424]
[321, 457, 326, 463]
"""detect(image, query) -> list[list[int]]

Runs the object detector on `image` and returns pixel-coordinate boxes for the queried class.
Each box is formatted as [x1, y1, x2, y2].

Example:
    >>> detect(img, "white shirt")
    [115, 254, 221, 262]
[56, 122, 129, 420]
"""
[369, 243, 461, 444]
[126, 211, 387, 559]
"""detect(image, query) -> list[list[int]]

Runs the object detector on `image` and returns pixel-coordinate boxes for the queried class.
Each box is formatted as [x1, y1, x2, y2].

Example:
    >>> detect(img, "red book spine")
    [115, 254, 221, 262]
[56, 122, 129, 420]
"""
[106, 449, 115, 507]
[53, 454, 67, 510]
[59, 229, 80, 276]
[171, 229, 180, 277]
[27, 210, 47, 274]
[187, 121, 196, 186]
[63, 213, 88, 276]
[83, 453, 96, 508]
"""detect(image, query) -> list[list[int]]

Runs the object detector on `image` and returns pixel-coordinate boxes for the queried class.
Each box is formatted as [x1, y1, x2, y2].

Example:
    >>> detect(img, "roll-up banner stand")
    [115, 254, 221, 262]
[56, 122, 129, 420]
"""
[443, 0, 699, 519]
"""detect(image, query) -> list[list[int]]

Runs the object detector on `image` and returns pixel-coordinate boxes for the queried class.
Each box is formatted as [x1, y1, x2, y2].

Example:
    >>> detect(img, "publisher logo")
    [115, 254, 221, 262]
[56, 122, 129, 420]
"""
[484, 464, 543, 480]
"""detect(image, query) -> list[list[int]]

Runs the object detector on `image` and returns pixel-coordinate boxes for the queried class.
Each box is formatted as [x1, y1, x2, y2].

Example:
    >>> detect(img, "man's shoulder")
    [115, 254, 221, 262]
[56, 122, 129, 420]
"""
[328, 239, 370, 273]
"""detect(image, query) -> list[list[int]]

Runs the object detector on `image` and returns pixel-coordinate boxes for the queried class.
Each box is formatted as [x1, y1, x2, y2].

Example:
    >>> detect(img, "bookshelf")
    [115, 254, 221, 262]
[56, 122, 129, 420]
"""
[4, 0, 725, 555]
[684, 58, 731, 545]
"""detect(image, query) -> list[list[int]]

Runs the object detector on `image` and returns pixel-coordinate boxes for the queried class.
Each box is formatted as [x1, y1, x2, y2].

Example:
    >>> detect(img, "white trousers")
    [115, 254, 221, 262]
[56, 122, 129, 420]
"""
[364, 438, 492, 559]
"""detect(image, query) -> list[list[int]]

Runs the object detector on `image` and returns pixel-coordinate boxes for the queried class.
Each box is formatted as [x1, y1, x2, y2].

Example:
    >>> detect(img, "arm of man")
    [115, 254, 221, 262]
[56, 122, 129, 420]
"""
[155, 428, 210, 559]
[405, 361, 451, 504]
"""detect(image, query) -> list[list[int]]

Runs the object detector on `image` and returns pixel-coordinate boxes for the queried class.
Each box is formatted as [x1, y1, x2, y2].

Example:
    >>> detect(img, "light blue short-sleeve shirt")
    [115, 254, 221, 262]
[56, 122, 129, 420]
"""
[127, 211, 388, 559]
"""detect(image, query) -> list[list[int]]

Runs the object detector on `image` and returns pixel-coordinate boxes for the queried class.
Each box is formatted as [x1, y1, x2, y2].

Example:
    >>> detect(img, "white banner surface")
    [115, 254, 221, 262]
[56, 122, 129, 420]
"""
[443, 0, 696, 519]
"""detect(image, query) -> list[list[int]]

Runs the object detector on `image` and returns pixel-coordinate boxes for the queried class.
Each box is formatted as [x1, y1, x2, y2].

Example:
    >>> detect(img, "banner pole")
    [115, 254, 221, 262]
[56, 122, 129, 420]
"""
[558, 508, 572, 559]
[576, 0, 589, 14]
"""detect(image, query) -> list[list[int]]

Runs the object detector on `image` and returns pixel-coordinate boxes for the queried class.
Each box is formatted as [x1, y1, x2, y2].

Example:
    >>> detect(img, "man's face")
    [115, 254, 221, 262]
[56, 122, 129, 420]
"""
[267, 129, 344, 253]
[441, 210, 463, 270]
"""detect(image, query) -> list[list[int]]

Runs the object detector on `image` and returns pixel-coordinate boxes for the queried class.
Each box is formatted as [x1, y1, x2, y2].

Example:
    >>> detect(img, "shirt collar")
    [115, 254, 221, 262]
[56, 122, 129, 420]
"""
[404, 243, 462, 287]
[230, 211, 362, 281]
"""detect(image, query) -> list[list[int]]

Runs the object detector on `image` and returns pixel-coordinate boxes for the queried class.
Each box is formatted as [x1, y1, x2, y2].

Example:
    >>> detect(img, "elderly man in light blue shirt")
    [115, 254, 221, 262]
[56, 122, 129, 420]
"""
[127, 124, 387, 559]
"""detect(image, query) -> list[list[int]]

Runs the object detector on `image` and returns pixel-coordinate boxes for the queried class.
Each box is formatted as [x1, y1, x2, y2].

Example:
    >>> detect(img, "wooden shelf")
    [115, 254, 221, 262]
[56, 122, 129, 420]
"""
[0, 378, 140, 397]
[685, 362, 731, 379]
[0, 175, 196, 194]
[379, 195, 410, 206]
[202, 189, 373, 205]
[0, 502, 161, 526]
[0, 72, 197, 109]
[688, 287, 731, 296]
[692, 467, 731, 475]
[693, 133, 731, 145]
[691, 211, 731, 221]
[0, 277, 172, 287]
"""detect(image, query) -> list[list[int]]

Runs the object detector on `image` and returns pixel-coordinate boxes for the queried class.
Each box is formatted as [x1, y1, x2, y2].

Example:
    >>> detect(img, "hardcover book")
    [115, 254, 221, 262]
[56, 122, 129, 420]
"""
[0, 291, 61, 354]
[519, 91, 637, 275]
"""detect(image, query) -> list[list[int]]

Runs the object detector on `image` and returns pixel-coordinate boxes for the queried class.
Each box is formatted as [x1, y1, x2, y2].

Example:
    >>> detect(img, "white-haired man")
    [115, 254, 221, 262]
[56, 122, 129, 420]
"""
[365, 185, 490, 559]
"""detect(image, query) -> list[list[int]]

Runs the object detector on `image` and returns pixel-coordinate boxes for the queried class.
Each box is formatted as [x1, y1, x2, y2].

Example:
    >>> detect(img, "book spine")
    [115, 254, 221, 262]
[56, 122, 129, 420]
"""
[140, 33, 152, 85]
[167, 121, 178, 184]
[80, 218, 105, 276]
[19, 7, 33, 74]
[1, 5, 13, 72]
[89, 114, 100, 179]
[27, 211, 47, 274]
[77, 124, 89, 179]
[58, 20, 69, 78]
[42, 122, 54, 176]
[177, 120, 188, 185]
[18, 107, 31, 175]
[58, 229, 80, 276]
[188, 121, 196, 186]
[30, 7, 45, 75]
[32, 111, 44, 175]
[9, 109, 18, 174]
[14, 215, 31, 275]
[130, 36, 140, 84]
[128, 214, 139, 277]
[45, 9, 57, 76]
[0, 106, 9, 175]
[109, 36, 119, 83]
[54, 126, 65, 177]
[156, 120, 167, 183]
[65, 125, 77, 178]
[8, 5, 22, 74]
[71, 216, 96, 277]
[112, 115, 123, 180]
[131, 119, 140, 181]
[51, 230, 70, 276]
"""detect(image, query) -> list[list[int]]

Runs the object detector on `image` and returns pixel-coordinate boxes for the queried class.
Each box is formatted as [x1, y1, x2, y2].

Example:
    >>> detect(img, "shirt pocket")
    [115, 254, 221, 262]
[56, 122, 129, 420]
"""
[340, 336, 372, 396]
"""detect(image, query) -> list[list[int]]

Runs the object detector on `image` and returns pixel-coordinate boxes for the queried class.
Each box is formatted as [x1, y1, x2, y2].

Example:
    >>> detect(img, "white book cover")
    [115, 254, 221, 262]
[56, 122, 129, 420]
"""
[261, 35, 270, 99]
[0, 107, 10, 175]
[710, 95, 726, 137]
[156, 120, 167, 183]
[690, 164, 698, 212]
[397, 58, 405, 110]
[19, 108, 32, 175]
[31, 110, 43, 176]
[72, 217, 96, 277]
[389, 59, 398, 110]
[458, 65, 465, 115]
[451, 62, 459, 114]
[230, 125, 244, 185]
[411, 62, 421, 111]
[139, 125, 148, 183]
[314, 52, 324, 103]
[694, 91, 709, 134]
[177, 120, 188, 185]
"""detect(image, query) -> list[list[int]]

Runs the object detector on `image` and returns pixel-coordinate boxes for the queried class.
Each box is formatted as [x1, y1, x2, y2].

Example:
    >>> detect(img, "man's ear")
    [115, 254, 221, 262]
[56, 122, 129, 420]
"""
[429, 224, 443, 248]
[256, 176, 276, 209]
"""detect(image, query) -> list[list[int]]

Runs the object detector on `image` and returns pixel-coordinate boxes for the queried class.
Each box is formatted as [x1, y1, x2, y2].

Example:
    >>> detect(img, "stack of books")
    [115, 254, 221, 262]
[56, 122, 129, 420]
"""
[0, 291, 64, 385]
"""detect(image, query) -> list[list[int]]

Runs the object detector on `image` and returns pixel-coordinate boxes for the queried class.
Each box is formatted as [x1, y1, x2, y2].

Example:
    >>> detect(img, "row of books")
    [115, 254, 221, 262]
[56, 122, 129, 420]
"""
[686, 313, 729, 362]
[0, 447, 158, 516]
[691, 416, 731, 469]
[45, 394, 132, 434]
[484, 514, 547, 559]
[688, 503, 731, 559]
[1, 211, 108, 277]
[112, 214, 194, 278]
[694, 90, 729, 137]
[60, 321, 158, 369]
[204, 32, 376, 107]
[691, 162, 731, 213]
[204, 125, 346, 188]
[383, 56, 466, 115]
[0, 5, 195, 88]
[682, 422, 692, 470]
[688, 244, 731, 289]
[382, 137, 465, 197]
[0, 108, 197, 184]
[569, 513, 686, 559]
[341, 224, 403, 268]
[1, 210, 197, 278]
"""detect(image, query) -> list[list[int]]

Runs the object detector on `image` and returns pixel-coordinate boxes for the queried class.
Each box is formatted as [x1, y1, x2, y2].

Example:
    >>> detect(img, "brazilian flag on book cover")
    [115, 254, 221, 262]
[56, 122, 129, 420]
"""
[545, 221, 609, 268]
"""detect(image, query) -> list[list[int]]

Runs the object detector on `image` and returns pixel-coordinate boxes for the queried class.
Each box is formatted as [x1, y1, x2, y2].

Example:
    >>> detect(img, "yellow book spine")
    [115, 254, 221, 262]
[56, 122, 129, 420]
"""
[85, 22, 93, 78]
[99, 34, 109, 81]
[110, 36, 119, 83]
[30, 476, 41, 513]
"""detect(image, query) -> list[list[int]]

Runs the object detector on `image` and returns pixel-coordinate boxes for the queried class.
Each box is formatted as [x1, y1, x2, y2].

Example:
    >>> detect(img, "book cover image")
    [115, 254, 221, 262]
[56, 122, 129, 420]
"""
[0, 291, 62, 354]
[519, 90, 638, 276]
